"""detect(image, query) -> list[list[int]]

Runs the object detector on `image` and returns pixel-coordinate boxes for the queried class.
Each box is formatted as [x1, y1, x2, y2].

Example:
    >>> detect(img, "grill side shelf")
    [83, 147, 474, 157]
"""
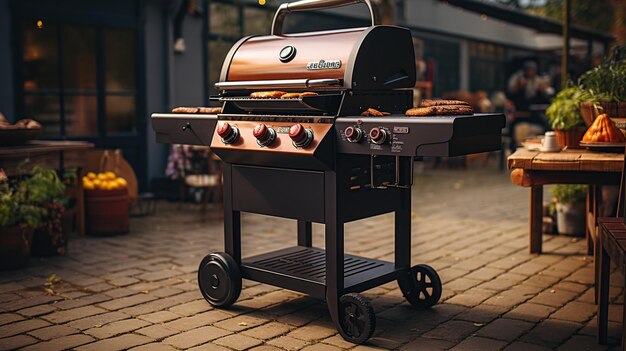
[151, 113, 217, 146]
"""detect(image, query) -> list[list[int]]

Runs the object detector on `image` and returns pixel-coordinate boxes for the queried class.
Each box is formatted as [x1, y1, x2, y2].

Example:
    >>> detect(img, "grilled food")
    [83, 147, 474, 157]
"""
[582, 113, 625, 143]
[405, 105, 473, 117]
[419, 99, 470, 107]
[361, 108, 390, 117]
[250, 91, 288, 99]
[280, 92, 319, 99]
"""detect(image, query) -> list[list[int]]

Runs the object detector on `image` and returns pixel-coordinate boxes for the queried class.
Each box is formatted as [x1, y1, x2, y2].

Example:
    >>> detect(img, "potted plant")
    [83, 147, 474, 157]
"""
[545, 83, 586, 148]
[0, 169, 43, 269]
[25, 166, 68, 256]
[578, 45, 626, 125]
[551, 184, 587, 236]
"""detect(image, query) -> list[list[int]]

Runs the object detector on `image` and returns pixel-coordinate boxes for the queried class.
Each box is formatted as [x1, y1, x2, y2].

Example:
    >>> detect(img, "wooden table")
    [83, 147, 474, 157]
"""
[508, 148, 623, 254]
[0, 141, 94, 236]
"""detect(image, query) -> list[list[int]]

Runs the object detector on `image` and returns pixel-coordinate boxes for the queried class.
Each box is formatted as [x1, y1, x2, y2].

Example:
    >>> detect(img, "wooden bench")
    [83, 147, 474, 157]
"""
[597, 217, 626, 348]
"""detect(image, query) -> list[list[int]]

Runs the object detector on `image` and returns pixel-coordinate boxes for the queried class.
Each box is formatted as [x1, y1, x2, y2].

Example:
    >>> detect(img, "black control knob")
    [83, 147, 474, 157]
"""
[253, 123, 276, 147]
[217, 122, 239, 144]
[344, 126, 363, 143]
[369, 127, 388, 145]
[289, 124, 313, 148]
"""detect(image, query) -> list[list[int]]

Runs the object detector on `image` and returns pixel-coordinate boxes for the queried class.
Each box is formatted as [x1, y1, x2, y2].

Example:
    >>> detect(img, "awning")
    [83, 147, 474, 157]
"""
[441, 0, 614, 44]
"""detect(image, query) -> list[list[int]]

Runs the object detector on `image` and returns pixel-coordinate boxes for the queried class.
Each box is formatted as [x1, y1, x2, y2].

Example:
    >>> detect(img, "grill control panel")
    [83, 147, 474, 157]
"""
[211, 120, 332, 155]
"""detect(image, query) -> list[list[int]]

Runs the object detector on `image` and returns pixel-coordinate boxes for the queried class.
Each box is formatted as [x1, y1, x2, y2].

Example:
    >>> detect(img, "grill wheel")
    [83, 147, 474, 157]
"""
[198, 252, 241, 308]
[398, 264, 442, 308]
[338, 293, 376, 344]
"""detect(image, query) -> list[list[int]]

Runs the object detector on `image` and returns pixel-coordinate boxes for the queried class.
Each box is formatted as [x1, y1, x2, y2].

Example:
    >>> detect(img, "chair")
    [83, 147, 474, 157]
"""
[176, 145, 223, 216]
[597, 149, 626, 348]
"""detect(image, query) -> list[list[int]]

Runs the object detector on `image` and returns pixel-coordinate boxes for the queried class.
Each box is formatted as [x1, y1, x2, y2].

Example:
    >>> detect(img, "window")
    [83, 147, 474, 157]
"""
[469, 41, 506, 94]
[20, 20, 137, 137]
[421, 38, 460, 97]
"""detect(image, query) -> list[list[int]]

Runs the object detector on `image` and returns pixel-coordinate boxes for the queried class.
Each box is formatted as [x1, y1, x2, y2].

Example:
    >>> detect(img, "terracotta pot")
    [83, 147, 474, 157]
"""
[86, 188, 129, 236]
[0, 226, 34, 269]
[554, 128, 586, 149]
[580, 101, 626, 126]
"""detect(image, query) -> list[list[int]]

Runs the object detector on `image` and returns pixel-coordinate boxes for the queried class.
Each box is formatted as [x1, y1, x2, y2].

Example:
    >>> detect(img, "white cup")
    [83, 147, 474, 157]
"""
[541, 131, 560, 152]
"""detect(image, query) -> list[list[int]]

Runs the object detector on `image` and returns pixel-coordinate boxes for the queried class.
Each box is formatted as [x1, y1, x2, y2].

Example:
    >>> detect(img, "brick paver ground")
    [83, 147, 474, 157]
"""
[0, 167, 623, 350]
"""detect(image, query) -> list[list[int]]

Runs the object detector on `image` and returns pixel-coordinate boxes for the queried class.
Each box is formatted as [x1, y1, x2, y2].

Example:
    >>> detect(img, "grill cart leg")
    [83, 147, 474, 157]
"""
[325, 170, 376, 344]
[395, 160, 443, 308]
[297, 220, 312, 247]
[197, 163, 243, 309]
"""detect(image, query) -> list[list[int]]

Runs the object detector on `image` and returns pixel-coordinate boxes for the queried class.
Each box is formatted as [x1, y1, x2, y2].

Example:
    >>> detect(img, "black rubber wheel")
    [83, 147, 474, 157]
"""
[398, 264, 442, 308]
[338, 293, 376, 344]
[197, 252, 241, 308]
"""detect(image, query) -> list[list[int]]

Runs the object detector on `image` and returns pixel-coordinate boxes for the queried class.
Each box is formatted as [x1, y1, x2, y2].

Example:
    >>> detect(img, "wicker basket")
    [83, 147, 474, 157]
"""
[554, 128, 586, 149]
[580, 101, 626, 126]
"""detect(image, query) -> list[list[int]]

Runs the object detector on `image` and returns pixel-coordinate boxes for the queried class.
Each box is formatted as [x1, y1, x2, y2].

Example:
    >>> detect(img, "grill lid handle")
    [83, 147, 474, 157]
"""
[271, 0, 378, 36]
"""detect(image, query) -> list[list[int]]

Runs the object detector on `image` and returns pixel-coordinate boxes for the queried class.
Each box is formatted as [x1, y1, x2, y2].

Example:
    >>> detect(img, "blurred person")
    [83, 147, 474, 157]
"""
[507, 61, 554, 111]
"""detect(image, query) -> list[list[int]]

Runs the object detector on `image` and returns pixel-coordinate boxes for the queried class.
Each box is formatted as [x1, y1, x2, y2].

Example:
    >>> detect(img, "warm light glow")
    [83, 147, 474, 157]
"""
[480, 14, 488, 21]
[36, 20, 43, 29]
[259, 0, 266, 5]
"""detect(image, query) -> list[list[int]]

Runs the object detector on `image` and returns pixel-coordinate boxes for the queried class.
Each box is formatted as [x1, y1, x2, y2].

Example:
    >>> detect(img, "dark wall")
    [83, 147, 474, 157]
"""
[0, 0, 14, 119]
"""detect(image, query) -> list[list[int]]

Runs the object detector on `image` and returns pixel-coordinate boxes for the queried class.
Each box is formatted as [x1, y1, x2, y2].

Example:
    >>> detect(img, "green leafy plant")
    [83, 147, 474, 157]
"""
[0, 169, 44, 228]
[578, 45, 626, 103]
[545, 83, 586, 130]
[551, 184, 587, 204]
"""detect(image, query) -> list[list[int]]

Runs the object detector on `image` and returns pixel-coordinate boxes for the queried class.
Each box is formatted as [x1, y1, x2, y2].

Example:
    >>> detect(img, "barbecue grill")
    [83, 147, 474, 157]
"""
[152, 0, 505, 344]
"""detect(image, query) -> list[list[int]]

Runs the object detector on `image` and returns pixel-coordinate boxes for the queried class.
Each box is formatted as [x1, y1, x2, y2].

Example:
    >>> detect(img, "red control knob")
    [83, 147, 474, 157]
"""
[253, 123, 276, 147]
[289, 124, 313, 148]
[217, 122, 238, 144]
[369, 127, 388, 145]
[344, 126, 363, 143]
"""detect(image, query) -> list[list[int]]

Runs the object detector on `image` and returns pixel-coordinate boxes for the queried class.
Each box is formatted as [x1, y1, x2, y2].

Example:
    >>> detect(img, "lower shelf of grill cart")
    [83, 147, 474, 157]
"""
[241, 246, 399, 299]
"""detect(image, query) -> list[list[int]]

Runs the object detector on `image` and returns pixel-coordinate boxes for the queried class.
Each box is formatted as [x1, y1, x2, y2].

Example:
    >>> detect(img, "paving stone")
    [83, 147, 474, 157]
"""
[75, 334, 152, 351]
[85, 318, 150, 339]
[28, 325, 80, 340]
[42, 306, 107, 324]
[66, 311, 130, 330]
[214, 315, 267, 332]
[448, 336, 507, 351]
[242, 321, 292, 340]
[267, 335, 309, 350]
[163, 326, 231, 349]
[504, 341, 553, 351]
[0, 334, 38, 350]
[214, 334, 263, 350]
[556, 335, 610, 351]
[522, 319, 583, 347]
[0, 318, 50, 338]
[186, 343, 232, 351]
[129, 343, 178, 351]
[0, 313, 23, 326]
[551, 301, 596, 323]
[17, 304, 57, 317]
[168, 300, 212, 316]
[301, 344, 342, 351]
[20, 334, 95, 351]
[445, 288, 495, 307]
[398, 337, 456, 351]
[137, 311, 181, 323]
[422, 320, 479, 342]
[528, 288, 580, 308]
[455, 304, 509, 323]
[164, 310, 231, 331]
[288, 320, 337, 341]
[505, 303, 556, 322]
[476, 318, 534, 342]
[97, 294, 158, 310]
[136, 324, 179, 339]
